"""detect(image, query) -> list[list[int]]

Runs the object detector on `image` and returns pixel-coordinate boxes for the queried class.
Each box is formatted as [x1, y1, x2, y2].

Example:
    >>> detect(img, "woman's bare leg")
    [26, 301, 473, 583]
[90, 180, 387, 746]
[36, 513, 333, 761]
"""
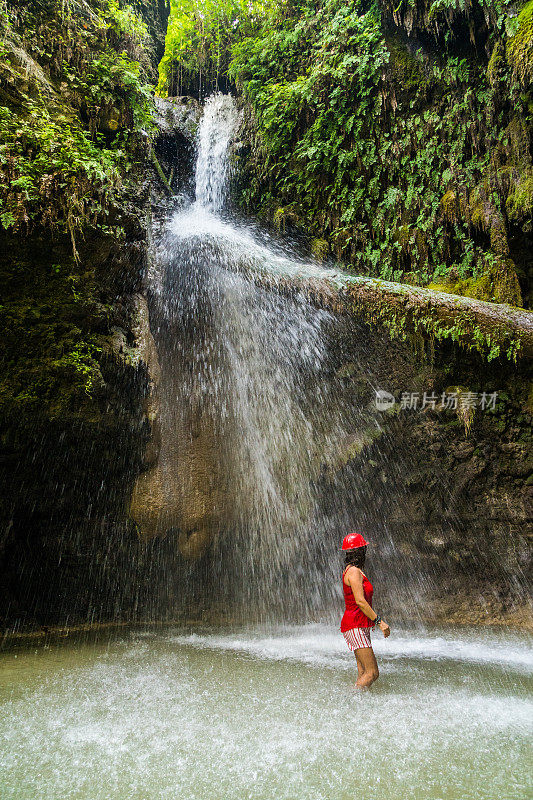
[355, 647, 379, 688]
[355, 650, 365, 681]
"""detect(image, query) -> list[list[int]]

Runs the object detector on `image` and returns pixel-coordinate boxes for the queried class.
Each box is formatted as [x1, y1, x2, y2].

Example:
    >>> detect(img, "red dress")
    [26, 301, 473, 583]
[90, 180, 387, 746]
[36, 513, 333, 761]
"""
[340, 567, 374, 631]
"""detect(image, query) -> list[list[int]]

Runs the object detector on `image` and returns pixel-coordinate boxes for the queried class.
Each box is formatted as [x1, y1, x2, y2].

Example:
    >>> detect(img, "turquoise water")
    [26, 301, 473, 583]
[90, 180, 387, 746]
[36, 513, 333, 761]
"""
[1, 624, 531, 800]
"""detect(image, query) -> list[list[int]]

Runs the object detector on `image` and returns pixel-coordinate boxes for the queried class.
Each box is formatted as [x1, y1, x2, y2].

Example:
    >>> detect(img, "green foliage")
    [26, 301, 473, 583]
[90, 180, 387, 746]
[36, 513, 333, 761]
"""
[0, 100, 123, 246]
[228, 0, 532, 305]
[106, 0, 149, 45]
[157, 0, 274, 97]
[56, 340, 102, 396]
[0, 0, 154, 245]
[62, 49, 153, 131]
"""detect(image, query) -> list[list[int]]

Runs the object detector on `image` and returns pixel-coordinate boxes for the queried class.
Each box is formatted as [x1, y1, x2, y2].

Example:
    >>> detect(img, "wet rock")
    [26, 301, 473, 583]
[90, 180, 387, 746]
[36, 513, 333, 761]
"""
[154, 96, 201, 141]
[453, 442, 475, 460]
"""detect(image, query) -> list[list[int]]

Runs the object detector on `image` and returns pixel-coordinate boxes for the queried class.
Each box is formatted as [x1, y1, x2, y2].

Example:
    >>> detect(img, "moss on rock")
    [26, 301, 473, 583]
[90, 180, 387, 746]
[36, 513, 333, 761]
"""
[507, 1, 533, 86]
[487, 40, 507, 87]
[385, 35, 429, 98]
[311, 237, 329, 262]
[507, 166, 533, 223]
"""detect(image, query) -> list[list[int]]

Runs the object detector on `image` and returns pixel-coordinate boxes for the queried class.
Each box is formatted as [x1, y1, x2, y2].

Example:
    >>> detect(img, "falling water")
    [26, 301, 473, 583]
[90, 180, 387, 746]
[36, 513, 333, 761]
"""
[194, 92, 238, 211]
[140, 93, 384, 619]
[2, 95, 532, 800]
[135, 91, 531, 628]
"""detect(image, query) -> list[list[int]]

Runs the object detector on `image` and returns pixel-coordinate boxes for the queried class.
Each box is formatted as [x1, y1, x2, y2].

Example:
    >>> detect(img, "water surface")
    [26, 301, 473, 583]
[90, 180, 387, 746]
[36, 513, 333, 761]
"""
[1, 624, 531, 800]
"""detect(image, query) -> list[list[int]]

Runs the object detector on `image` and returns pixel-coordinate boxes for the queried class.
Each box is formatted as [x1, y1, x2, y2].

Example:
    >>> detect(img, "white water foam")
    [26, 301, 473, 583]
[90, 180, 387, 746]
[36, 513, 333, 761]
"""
[1, 627, 531, 800]
[165, 623, 533, 673]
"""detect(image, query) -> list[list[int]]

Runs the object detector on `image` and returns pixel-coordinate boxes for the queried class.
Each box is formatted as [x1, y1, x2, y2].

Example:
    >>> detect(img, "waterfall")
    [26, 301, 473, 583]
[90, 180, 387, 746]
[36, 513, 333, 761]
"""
[139, 94, 403, 621]
[194, 93, 238, 211]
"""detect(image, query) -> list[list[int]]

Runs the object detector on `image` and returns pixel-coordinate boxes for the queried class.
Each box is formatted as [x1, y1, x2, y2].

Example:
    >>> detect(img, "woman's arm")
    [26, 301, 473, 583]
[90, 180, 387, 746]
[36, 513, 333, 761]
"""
[347, 567, 390, 637]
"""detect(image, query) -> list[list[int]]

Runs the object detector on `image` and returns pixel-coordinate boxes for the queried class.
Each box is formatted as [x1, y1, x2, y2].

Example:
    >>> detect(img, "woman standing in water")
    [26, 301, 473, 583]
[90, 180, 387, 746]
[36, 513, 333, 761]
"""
[340, 533, 390, 688]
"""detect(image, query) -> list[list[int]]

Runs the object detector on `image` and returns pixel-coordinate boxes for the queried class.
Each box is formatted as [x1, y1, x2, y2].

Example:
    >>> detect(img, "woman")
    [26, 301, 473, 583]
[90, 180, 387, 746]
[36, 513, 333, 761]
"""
[340, 532, 390, 688]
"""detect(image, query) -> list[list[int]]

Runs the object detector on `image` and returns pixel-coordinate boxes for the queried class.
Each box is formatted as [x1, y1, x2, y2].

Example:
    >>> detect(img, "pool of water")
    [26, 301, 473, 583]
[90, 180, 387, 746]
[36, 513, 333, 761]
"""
[1, 624, 531, 800]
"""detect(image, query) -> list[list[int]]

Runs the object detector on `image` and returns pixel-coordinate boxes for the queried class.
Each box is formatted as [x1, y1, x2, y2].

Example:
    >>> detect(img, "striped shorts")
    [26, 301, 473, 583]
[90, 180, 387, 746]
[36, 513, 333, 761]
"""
[343, 627, 372, 651]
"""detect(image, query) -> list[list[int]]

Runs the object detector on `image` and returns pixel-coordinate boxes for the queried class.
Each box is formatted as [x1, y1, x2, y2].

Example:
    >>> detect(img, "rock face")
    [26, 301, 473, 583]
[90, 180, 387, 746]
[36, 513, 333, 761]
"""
[0, 0, 185, 629]
[316, 319, 532, 625]
[0, 0, 530, 630]
[154, 96, 201, 140]
[128, 293, 229, 559]
[0, 95, 202, 627]
[151, 96, 200, 200]
[130, 399, 229, 559]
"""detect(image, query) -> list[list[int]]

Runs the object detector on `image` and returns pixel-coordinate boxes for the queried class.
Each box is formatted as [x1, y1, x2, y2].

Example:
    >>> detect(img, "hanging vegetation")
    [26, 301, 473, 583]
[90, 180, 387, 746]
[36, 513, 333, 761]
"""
[155, 0, 533, 308]
[226, 0, 532, 307]
[156, 0, 275, 98]
[0, 0, 154, 247]
[0, 0, 157, 416]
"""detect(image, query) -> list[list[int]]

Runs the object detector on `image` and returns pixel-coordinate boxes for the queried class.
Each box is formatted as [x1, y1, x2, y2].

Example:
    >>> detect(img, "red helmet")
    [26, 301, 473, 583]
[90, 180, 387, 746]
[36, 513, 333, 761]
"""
[341, 532, 369, 550]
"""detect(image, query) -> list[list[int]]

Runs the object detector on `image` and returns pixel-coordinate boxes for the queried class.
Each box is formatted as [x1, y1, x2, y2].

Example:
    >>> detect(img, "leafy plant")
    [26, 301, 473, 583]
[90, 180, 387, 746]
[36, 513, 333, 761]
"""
[227, 0, 531, 306]
[157, 0, 275, 97]
[0, 0, 155, 248]
[0, 100, 124, 251]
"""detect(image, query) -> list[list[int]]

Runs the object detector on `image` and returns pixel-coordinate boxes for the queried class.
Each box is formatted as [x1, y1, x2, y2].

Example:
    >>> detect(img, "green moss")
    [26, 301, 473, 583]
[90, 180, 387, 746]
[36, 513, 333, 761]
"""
[394, 224, 411, 249]
[429, 274, 490, 301]
[506, 167, 533, 222]
[465, 170, 523, 306]
[503, 116, 530, 170]
[428, 257, 522, 306]
[441, 190, 459, 222]
[346, 283, 524, 363]
[311, 237, 329, 262]
[506, 1, 533, 86]
[487, 41, 507, 87]
[386, 36, 428, 97]
[488, 256, 523, 306]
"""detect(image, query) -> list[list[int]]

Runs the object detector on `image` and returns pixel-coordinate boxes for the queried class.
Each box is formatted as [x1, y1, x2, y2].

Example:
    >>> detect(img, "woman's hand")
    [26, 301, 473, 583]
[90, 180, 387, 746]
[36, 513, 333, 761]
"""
[379, 619, 390, 638]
